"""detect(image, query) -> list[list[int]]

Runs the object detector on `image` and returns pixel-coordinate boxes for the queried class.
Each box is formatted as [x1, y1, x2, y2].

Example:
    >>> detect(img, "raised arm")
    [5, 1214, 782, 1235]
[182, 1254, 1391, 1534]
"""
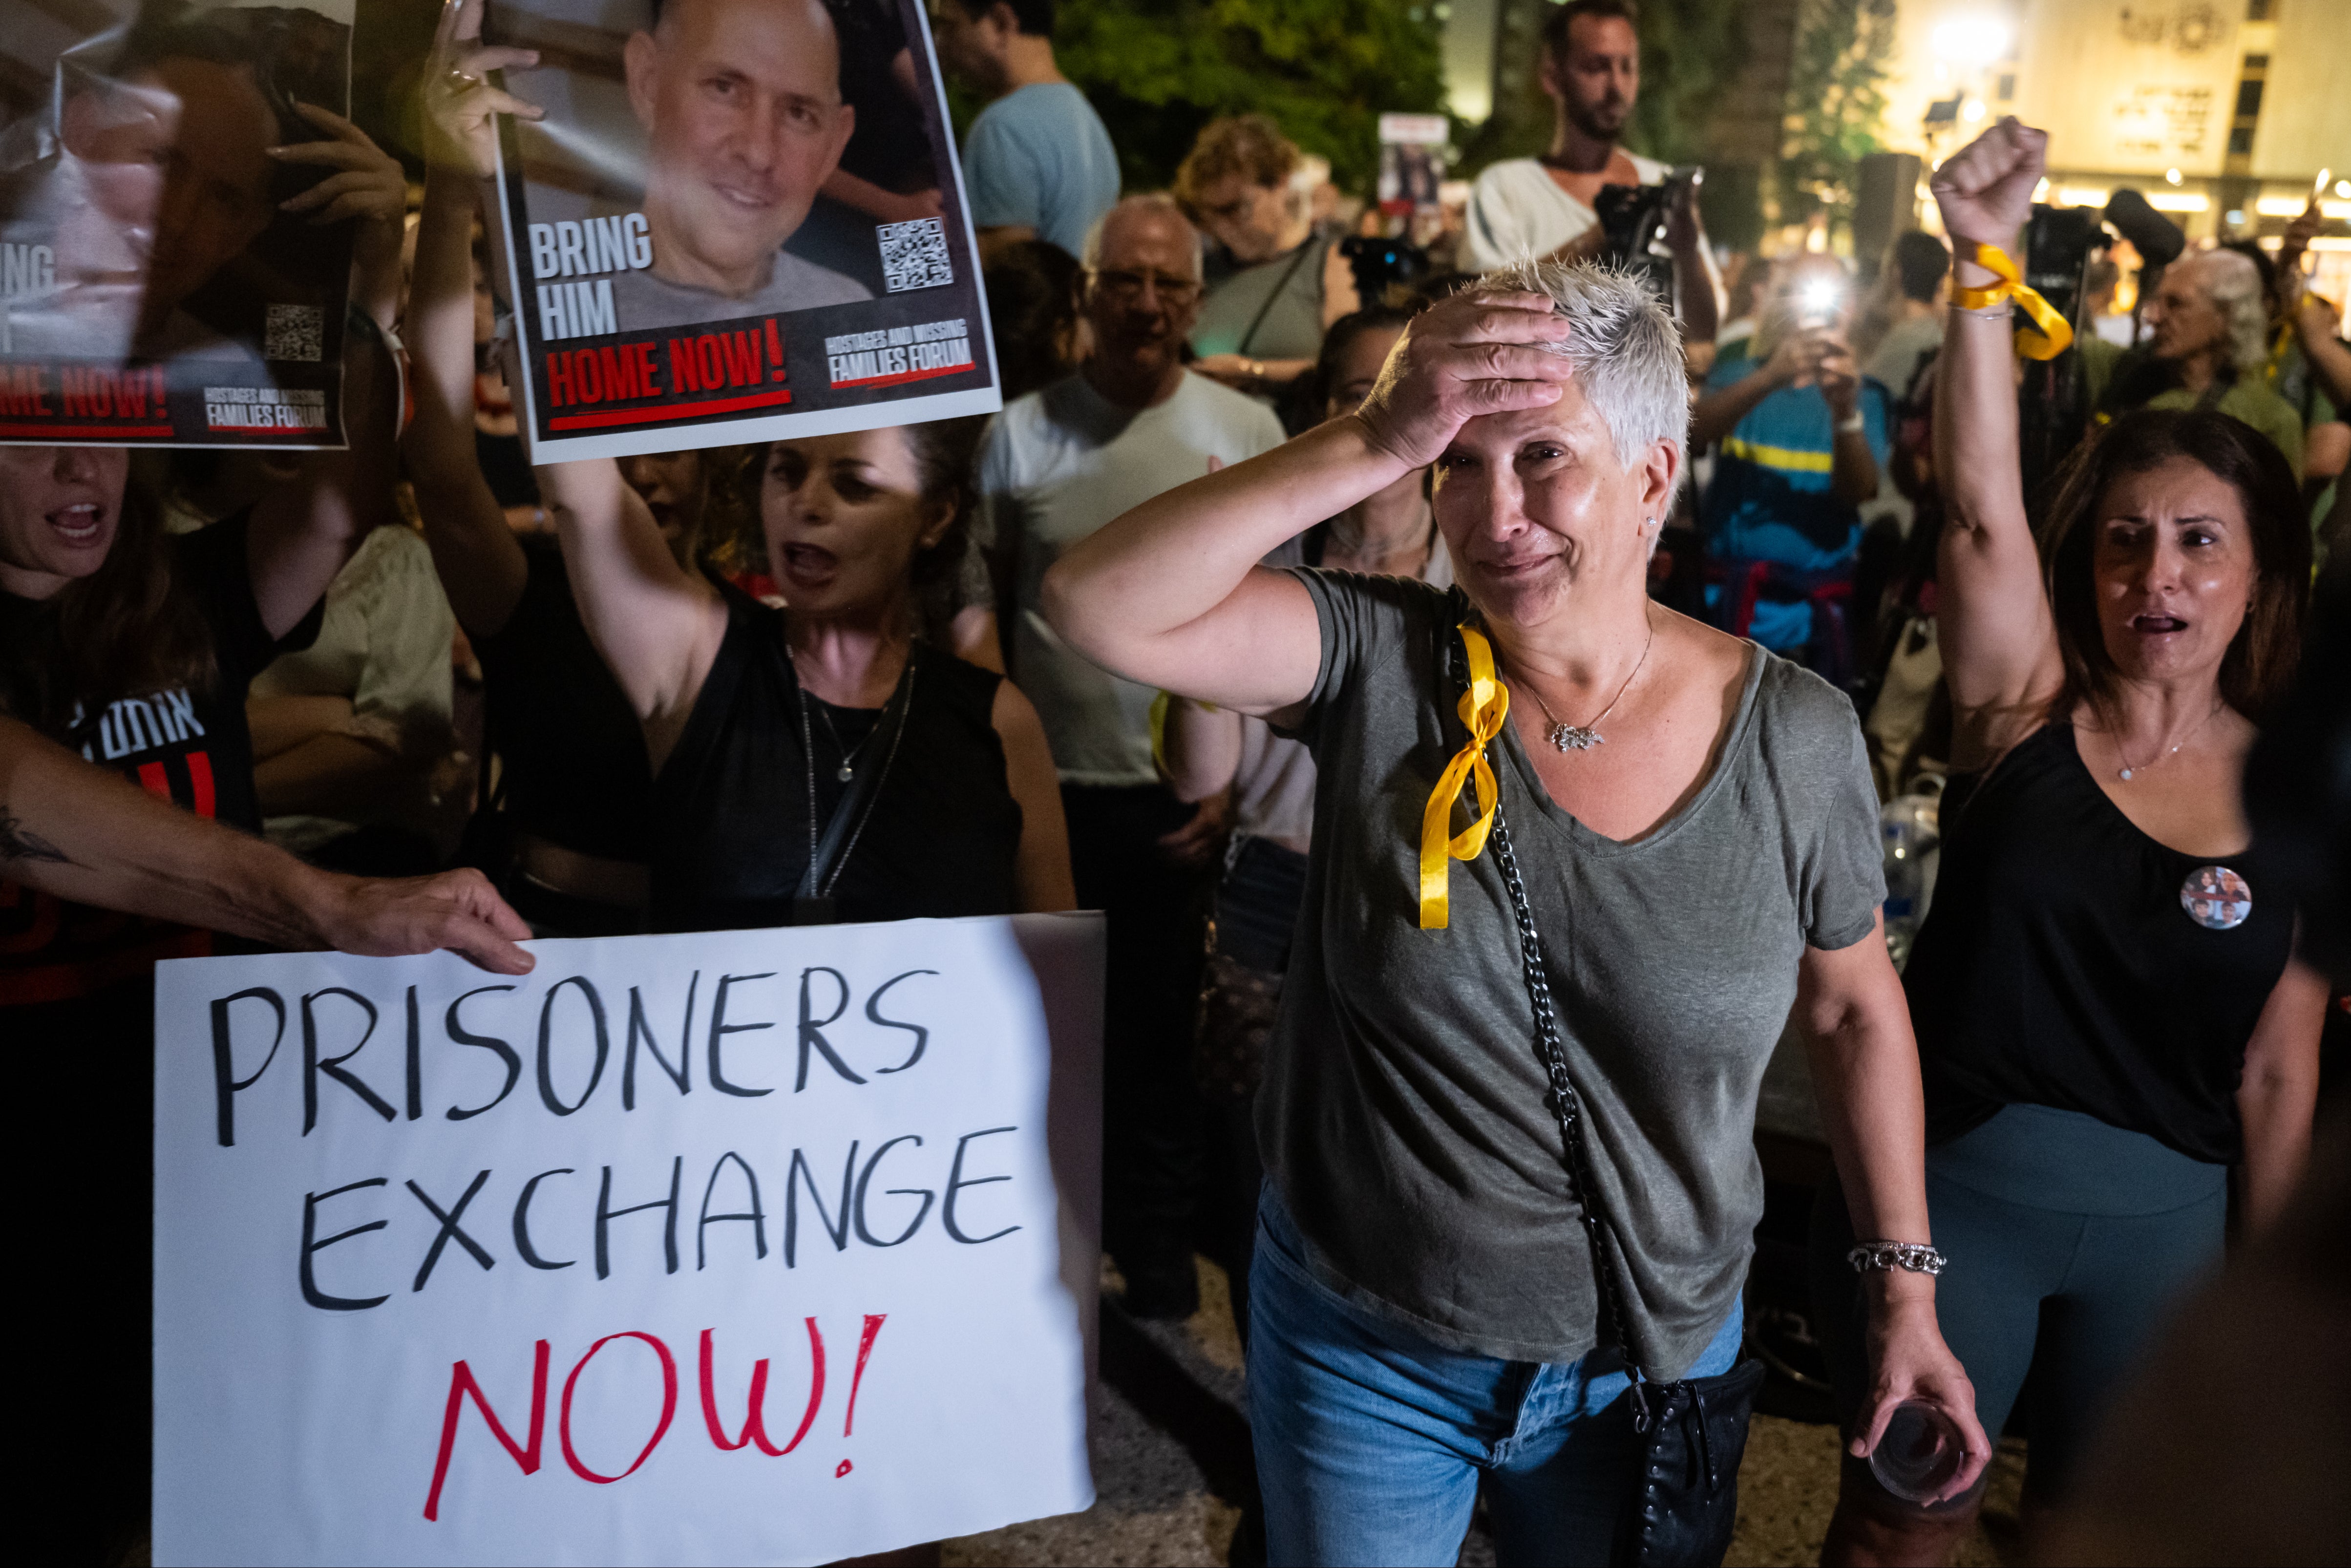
[1929, 118, 2063, 750]
[403, 0, 538, 635]
[242, 108, 412, 638]
[1666, 181, 1723, 345]
[0, 717, 530, 974]
[1816, 329, 1881, 508]
[1042, 291, 1573, 717]
[541, 458, 727, 767]
[417, 0, 720, 764]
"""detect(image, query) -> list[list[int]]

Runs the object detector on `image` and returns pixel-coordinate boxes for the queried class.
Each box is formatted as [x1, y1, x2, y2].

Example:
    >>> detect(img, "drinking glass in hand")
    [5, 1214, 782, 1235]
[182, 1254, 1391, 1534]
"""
[1870, 1398, 1967, 1504]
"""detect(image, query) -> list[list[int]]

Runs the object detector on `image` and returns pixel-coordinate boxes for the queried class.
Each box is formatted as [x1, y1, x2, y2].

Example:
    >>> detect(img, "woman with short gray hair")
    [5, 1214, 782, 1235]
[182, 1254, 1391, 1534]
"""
[1044, 262, 1987, 1564]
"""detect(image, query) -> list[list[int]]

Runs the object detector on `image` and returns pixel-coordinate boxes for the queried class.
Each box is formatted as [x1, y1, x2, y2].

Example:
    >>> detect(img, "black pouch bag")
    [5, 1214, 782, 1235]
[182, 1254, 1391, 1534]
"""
[1487, 807, 1766, 1567]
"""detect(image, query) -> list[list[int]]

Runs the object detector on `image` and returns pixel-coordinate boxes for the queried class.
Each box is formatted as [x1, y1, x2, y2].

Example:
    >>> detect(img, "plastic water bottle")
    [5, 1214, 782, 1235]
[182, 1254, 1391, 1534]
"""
[1880, 791, 1941, 970]
[1870, 1399, 1966, 1503]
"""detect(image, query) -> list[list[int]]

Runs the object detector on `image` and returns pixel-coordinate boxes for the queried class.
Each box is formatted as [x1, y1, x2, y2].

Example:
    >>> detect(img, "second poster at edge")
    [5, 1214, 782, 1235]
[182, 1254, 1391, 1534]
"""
[487, 0, 1000, 462]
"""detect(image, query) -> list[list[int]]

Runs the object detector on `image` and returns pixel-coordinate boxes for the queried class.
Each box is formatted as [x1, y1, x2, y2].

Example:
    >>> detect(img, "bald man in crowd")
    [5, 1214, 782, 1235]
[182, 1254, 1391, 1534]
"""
[612, 0, 871, 328]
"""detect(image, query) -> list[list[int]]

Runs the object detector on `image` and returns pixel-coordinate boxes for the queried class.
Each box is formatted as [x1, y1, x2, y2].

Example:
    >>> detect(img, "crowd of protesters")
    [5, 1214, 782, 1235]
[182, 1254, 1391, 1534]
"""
[5, 0, 2347, 1565]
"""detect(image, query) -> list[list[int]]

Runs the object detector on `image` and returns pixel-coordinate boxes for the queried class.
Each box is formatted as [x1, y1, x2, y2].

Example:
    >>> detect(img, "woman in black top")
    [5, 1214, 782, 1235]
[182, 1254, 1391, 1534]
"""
[0, 104, 411, 1560]
[1814, 119, 2327, 1565]
[639, 432, 1054, 929]
[414, 32, 1069, 929]
[548, 413, 1072, 928]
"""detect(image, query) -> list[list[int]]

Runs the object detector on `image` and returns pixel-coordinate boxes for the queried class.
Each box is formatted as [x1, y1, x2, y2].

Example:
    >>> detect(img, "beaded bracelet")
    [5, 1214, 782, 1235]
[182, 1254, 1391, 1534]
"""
[1848, 1240, 1947, 1276]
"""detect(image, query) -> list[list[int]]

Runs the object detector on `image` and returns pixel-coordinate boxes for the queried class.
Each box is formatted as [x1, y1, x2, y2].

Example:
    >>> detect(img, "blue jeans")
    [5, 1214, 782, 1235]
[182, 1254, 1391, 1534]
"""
[1248, 1184, 1742, 1567]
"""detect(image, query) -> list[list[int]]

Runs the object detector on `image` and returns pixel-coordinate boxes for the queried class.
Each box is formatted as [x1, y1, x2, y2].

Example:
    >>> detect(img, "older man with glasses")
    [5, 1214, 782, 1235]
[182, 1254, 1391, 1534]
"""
[976, 192, 1288, 1318]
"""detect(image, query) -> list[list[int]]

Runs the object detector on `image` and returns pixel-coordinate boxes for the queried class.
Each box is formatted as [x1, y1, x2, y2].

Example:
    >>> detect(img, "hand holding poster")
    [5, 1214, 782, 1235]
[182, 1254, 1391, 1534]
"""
[481, 0, 1000, 460]
[153, 913, 1101, 1565]
[1, 0, 364, 447]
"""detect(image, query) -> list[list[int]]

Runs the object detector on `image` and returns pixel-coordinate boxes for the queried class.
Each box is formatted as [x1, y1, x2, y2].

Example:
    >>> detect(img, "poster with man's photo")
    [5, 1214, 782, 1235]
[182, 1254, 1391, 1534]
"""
[0, 0, 355, 447]
[487, 0, 999, 462]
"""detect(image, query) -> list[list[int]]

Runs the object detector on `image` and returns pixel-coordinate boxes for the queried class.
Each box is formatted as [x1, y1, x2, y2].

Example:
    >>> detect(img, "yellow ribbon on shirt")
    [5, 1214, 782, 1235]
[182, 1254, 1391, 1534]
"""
[1952, 242, 2075, 361]
[1419, 624, 1509, 930]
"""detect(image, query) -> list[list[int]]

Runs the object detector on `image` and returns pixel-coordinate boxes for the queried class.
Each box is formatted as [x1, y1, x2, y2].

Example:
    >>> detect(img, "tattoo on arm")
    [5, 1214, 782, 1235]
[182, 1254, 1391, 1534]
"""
[0, 810, 79, 867]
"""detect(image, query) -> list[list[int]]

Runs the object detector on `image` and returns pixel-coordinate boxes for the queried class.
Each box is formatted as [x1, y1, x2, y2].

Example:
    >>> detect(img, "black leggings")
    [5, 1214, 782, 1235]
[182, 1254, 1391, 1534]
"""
[1811, 1102, 2226, 1502]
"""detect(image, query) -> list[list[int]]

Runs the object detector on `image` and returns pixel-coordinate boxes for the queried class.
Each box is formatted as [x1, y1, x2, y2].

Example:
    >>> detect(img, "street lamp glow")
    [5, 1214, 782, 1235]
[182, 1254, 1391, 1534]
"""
[2338, 180, 2351, 200]
[1932, 16, 2011, 66]
[1962, 98, 1987, 123]
[2165, 168, 2183, 186]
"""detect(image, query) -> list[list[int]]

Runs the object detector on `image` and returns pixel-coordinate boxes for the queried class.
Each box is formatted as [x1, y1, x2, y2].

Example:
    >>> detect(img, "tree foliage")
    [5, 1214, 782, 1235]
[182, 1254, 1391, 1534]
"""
[1774, 0, 1897, 235]
[1046, 0, 1449, 196]
[1623, 0, 1750, 168]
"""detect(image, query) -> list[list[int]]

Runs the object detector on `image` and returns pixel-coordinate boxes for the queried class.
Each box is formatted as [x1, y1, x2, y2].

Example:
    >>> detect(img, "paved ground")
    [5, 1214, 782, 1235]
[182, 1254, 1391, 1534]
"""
[944, 1257, 2025, 1568]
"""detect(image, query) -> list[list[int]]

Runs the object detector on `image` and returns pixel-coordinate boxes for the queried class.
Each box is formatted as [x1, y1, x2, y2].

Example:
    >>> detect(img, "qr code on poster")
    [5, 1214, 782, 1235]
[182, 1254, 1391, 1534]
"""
[264, 304, 325, 361]
[877, 217, 953, 293]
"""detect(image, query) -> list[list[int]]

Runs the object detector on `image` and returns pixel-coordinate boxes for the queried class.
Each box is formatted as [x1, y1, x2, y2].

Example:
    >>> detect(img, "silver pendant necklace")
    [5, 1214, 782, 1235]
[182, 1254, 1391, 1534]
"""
[2113, 699, 2223, 782]
[812, 701, 873, 782]
[1523, 615, 1655, 753]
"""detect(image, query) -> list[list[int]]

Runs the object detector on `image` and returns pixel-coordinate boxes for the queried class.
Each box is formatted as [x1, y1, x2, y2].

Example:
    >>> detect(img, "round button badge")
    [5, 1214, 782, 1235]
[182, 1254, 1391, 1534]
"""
[2180, 866, 2252, 931]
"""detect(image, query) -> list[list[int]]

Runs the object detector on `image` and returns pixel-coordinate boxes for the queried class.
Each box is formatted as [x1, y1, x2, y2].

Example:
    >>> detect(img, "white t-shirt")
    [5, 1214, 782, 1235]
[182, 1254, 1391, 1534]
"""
[1461, 152, 1670, 273]
[980, 370, 1287, 785]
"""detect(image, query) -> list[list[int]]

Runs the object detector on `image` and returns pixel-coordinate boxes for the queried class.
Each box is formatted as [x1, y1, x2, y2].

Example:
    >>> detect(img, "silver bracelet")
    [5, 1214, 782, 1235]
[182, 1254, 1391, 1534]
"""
[1848, 1240, 1946, 1276]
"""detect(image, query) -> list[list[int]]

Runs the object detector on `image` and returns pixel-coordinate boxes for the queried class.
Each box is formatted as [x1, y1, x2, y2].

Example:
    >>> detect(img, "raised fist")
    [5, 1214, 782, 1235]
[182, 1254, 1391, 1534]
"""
[1930, 116, 2048, 251]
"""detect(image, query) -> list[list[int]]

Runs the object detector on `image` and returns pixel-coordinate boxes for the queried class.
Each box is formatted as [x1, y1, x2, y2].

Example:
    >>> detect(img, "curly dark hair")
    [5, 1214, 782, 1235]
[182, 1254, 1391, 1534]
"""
[705, 419, 989, 642]
[2036, 408, 2309, 721]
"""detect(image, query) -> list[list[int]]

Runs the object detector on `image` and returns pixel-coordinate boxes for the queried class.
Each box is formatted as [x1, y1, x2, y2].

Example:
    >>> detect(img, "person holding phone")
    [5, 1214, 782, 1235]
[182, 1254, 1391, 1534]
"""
[1690, 253, 1892, 678]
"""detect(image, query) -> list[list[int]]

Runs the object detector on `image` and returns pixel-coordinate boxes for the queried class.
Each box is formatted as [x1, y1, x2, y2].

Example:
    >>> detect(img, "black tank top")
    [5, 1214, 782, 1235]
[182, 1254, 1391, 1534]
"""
[473, 538, 652, 861]
[1905, 720, 2292, 1164]
[646, 582, 1022, 932]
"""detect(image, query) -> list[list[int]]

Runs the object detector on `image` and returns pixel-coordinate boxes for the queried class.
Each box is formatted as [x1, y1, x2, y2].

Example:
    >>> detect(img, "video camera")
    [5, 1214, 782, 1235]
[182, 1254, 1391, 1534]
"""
[2008, 192, 2185, 498]
[1593, 166, 1700, 302]
[1340, 234, 1431, 305]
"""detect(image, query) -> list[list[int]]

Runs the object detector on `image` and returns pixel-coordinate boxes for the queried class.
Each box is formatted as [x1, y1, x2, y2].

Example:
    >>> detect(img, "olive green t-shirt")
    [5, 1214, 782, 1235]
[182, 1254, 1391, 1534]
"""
[2080, 337, 2306, 478]
[1259, 572, 1884, 1377]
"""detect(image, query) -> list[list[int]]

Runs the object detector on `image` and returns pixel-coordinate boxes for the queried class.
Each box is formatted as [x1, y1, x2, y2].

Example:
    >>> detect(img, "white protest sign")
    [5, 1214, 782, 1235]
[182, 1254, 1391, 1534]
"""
[153, 913, 1102, 1566]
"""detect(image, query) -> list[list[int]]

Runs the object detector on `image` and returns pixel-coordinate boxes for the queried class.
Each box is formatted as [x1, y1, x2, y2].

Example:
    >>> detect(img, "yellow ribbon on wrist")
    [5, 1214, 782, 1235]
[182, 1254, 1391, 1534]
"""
[1952, 242, 2074, 361]
[1419, 624, 1509, 930]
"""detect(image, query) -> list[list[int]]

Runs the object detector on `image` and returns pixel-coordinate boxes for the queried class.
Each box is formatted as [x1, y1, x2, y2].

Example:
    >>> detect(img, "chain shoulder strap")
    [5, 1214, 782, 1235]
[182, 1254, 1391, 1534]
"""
[1449, 629, 1647, 1377]
[1489, 810, 1644, 1374]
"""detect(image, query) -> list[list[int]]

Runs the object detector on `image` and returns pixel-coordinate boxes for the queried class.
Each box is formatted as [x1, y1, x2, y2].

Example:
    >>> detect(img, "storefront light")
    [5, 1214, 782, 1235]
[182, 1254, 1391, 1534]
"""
[2255, 196, 2351, 218]
[1931, 16, 2011, 66]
